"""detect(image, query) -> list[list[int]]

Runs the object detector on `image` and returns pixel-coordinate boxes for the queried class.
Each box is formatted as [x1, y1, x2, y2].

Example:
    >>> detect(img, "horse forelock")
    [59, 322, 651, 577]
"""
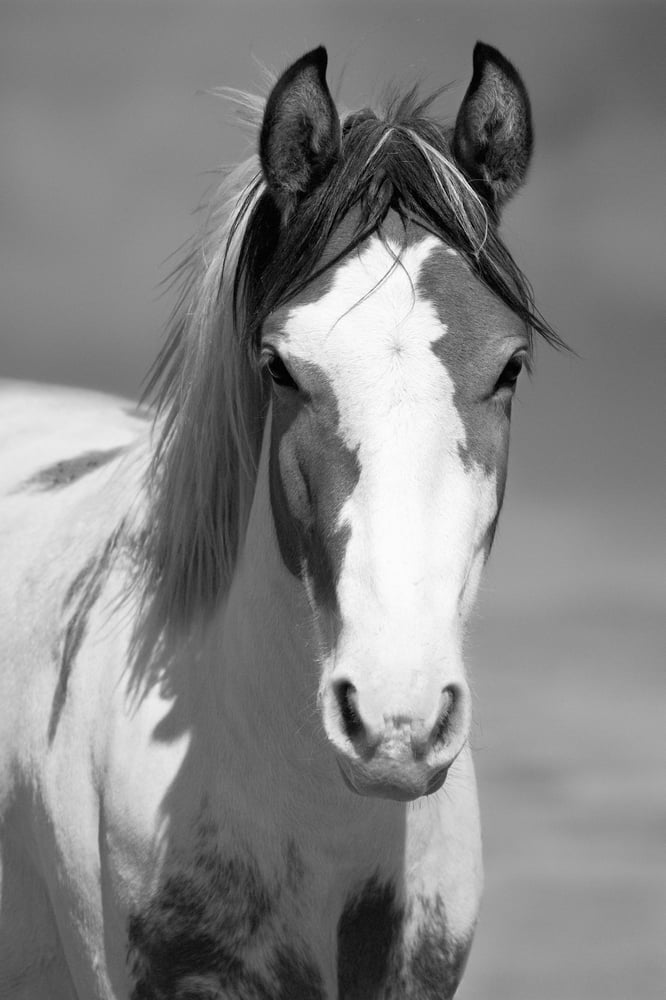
[137, 80, 561, 638]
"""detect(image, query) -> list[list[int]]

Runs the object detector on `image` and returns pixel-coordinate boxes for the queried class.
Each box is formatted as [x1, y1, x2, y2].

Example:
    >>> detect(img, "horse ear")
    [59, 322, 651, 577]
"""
[260, 46, 340, 216]
[453, 42, 533, 212]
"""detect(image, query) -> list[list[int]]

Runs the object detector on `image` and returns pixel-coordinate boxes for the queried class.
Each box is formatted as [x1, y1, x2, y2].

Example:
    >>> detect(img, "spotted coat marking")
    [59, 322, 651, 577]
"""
[48, 529, 121, 741]
[129, 860, 469, 1000]
[127, 822, 324, 1000]
[337, 877, 401, 999]
[337, 877, 471, 999]
[18, 447, 125, 491]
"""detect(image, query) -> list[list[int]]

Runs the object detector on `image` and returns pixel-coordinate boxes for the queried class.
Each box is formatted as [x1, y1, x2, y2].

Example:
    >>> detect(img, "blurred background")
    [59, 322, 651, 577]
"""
[1, 1, 663, 996]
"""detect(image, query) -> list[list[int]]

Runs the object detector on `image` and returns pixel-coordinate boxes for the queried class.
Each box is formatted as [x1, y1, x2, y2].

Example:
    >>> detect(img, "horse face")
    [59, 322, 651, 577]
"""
[263, 222, 528, 800]
[257, 43, 536, 800]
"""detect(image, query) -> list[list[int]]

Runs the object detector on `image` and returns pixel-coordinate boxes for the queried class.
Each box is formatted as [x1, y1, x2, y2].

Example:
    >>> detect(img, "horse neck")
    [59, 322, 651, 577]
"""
[210, 411, 335, 785]
[218, 456, 320, 771]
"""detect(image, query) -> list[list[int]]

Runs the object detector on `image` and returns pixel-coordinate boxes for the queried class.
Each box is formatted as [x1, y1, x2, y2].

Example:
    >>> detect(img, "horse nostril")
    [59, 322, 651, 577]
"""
[333, 680, 364, 742]
[432, 684, 460, 748]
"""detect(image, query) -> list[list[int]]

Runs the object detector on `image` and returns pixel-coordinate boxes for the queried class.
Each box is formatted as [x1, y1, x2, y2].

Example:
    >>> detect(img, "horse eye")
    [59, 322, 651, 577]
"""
[495, 354, 525, 393]
[266, 353, 298, 391]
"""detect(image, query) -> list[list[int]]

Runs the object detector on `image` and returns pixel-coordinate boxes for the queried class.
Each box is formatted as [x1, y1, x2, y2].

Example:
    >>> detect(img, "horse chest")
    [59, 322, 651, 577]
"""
[125, 837, 468, 1000]
[126, 854, 322, 998]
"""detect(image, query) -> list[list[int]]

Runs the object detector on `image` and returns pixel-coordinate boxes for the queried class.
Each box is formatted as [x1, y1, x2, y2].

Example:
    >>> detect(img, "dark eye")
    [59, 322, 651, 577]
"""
[495, 353, 525, 393]
[265, 352, 298, 391]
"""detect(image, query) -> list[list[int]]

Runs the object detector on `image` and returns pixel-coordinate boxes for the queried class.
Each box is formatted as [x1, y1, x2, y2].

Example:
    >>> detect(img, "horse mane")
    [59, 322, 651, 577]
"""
[138, 82, 563, 635]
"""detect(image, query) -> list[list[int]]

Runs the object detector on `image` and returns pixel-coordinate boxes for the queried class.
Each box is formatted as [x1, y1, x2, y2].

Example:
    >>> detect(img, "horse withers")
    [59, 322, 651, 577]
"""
[0, 42, 560, 1000]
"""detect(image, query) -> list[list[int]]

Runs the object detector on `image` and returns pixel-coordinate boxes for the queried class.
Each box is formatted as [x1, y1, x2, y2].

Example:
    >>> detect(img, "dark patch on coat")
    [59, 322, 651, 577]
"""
[127, 859, 270, 998]
[417, 243, 526, 554]
[267, 359, 360, 639]
[418, 245, 523, 473]
[48, 528, 120, 742]
[127, 828, 324, 1000]
[398, 896, 473, 1000]
[337, 880, 473, 1000]
[19, 447, 125, 491]
[337, 876, 403, 999]
[406, 926, 472, 999]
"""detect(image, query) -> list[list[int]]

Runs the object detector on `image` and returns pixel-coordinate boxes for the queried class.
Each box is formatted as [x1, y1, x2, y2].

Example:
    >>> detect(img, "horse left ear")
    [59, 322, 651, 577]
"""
[260, 46, 341, 217]
[453, 42, 533, 212]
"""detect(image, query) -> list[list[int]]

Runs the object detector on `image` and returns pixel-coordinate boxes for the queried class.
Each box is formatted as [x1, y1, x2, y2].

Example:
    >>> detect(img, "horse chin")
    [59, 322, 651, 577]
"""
[336, 756, 449, 802]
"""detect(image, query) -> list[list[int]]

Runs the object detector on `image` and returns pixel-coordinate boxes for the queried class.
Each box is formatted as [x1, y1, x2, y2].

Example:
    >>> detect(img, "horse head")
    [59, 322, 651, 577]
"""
[250, 45, 538, 800]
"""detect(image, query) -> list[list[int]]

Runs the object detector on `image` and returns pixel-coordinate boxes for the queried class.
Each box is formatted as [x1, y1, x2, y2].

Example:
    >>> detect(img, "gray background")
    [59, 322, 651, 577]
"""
[1, 2, 664, 997]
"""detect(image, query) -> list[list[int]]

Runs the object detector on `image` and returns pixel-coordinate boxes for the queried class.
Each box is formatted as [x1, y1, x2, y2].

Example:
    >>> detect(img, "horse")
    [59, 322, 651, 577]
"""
[0, 42, 561, 1000]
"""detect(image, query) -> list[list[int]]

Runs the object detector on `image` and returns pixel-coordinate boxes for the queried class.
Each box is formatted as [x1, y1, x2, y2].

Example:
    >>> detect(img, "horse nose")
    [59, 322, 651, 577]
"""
[331, 679, 471, 799]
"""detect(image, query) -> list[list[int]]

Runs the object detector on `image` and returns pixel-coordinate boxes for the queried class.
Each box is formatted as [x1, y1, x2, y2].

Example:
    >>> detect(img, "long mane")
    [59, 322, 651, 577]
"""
[139, 84, 562, 635]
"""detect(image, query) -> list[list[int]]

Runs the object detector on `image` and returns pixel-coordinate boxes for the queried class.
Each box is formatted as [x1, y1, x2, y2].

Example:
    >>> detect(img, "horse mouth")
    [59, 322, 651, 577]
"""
[336, 756, 449, 802]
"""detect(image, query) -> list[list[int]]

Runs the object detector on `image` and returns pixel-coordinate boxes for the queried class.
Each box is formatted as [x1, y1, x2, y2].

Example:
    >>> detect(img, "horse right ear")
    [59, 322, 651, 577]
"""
[260, 46, 341, 217]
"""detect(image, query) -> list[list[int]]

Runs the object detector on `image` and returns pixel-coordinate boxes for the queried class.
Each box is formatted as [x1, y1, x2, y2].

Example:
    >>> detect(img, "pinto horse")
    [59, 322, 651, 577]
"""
[0, 43, 560, 1000]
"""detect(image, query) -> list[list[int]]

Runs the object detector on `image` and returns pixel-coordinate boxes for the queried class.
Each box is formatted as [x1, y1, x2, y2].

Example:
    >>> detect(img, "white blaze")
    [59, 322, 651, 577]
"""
[280, 235, 497, 722]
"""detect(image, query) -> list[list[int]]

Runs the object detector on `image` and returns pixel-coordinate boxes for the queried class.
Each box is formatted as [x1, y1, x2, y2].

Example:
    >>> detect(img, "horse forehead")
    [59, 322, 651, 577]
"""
[269, 233, 481, 460]
[277, 231, 453, 359]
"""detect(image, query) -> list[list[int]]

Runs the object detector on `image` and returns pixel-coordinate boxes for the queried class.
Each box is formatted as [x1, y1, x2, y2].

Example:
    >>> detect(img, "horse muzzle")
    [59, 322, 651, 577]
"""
[324, 679, 471, 801]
